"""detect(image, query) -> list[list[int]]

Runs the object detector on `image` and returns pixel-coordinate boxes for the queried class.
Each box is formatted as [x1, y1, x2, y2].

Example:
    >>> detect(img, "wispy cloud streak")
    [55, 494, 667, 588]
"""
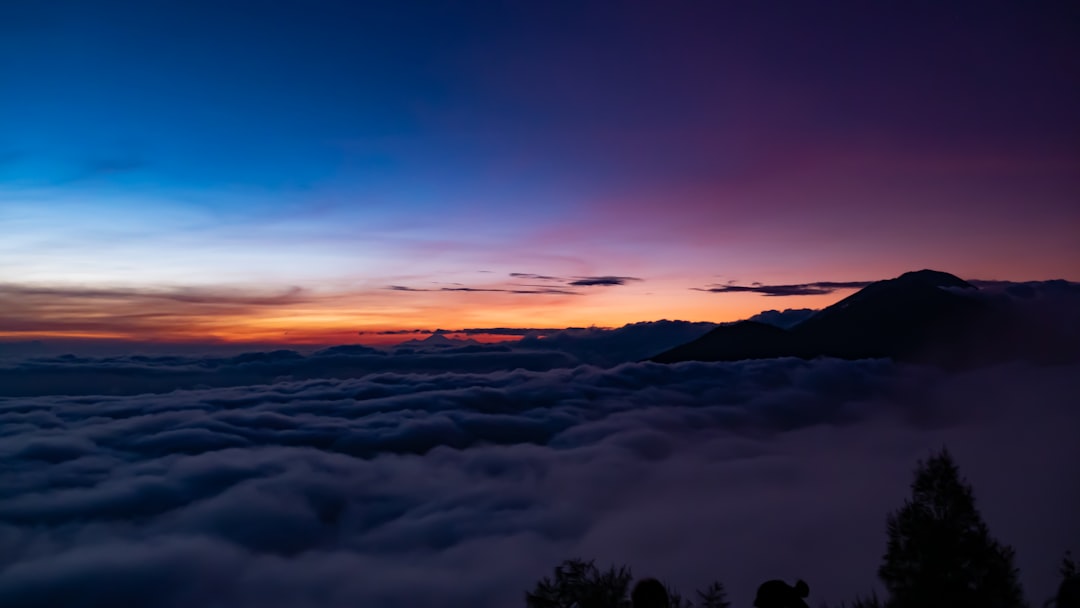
[694, 281, 872, 296]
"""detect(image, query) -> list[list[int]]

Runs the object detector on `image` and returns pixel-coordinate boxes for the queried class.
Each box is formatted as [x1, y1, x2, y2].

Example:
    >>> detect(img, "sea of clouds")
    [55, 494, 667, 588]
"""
[2, 350, 1078, 607]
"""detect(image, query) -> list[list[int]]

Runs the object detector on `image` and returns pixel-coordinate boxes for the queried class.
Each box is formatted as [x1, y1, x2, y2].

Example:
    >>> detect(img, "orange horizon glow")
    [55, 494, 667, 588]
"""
[0, 283, 863, 347]
[0, 280, 868, 347]
[6, 255, 1080, 349]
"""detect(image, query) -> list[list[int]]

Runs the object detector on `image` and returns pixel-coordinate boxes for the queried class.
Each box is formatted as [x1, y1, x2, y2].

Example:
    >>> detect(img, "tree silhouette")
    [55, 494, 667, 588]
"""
[525, 558, 633, 608]
[1051, 550, 1080, 608]
[1063, 552, 1078, 579]
[664, 582, 689, 608]
[632, 578, 672, 608]
[525, 559, 732, 608]
[830, 592, 883, 608]
[878, 447, 1026, 608]
[696, 581, 731, 608]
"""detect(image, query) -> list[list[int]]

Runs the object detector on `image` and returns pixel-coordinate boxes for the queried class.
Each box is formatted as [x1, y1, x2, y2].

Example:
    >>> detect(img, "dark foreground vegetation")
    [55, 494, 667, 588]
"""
[526, 448, 1079, 608]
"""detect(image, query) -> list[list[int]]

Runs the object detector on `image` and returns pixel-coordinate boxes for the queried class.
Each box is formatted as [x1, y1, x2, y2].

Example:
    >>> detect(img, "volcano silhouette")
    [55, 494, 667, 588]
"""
[650, 270, 995, 365]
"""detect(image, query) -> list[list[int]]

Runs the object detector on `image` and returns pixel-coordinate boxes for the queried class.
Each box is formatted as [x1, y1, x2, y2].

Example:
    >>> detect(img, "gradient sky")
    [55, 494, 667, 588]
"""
[2, 1, 1078, 344]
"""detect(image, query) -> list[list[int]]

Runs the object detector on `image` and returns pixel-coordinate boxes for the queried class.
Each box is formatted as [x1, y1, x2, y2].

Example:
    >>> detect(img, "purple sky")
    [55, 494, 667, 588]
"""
[2, 1, 1078, 344]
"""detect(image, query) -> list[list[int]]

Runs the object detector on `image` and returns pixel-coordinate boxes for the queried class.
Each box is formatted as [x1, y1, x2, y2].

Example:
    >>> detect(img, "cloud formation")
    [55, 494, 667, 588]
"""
[0, 283, 319, 341]
[389, 273, 644, 294]
[0, 320, 718, 397]
[568, 276, 643, 287]
[509, 273, 564, 281]
[0, 283, 308, 306]
[694, 281, 873, 296]
[0, 355, 1077, 607]
[387, 285, 579, 295]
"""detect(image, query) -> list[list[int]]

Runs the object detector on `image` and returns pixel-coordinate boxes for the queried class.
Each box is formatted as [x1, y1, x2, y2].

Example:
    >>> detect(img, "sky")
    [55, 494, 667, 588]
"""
[2, 0, 1079, 344]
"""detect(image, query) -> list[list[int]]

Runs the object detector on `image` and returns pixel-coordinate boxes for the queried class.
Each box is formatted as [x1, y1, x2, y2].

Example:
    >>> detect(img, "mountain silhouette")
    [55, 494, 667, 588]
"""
[650, 270, 1024, 367]
[395, 333, 481, 350]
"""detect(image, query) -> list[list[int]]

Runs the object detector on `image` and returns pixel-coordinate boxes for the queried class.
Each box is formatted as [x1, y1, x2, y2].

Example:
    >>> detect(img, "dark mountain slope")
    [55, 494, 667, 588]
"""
[649, 270, 998, 366]
[794, 269, 985, 360]
[649, 321, 807, 364]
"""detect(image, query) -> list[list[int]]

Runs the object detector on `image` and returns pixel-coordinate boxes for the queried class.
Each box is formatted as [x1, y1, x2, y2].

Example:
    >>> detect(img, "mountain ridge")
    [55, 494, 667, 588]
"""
[649, 269, 1064, 367]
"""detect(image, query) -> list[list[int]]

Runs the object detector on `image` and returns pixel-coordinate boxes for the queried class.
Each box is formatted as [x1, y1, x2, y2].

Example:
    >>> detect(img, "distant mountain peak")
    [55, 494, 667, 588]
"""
[650, 269, 992, 365]
[422, 333, 458, 344]
[395, 333, 481, 349]
[892, 269, 975, 290]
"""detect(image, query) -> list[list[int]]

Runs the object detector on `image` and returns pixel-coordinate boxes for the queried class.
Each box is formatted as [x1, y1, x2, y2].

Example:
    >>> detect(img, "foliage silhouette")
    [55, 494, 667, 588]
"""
[525, 559, 729, 608]
[667, 589, 690, 608]
[754, 579, 810, 608]
[524, 450, 1074, 608]
[632, 578, 670, 608]
[830, 592, 883, 608]
[525, 558, 633, 608]
[1051, 550, 1080, 608]
[1063, 551, 1078, 580]
[695, 581, 731, 608]
[878, 447, 1026, 608]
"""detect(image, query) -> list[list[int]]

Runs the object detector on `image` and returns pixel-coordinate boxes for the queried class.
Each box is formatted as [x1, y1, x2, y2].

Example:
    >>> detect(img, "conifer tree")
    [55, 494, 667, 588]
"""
[695, 581, 731, 608]
[1053, 550, 1079, 608]
[878, 448, 1026, 608]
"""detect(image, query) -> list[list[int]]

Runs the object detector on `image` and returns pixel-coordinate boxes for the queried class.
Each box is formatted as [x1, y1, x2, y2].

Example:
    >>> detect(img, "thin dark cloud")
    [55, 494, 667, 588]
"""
[389, 273, 643, 294]
[386, 286, 579, 296]
[430, 328, 550, 336]
[0, 284, 307, 306]
[694, 280, 872, 296]
[568, 276, 643, 287]
[453, 328, 566, 336]
[509, 273, 565, 281]
[371, 328, 567, 337]
[445, 287, 580, 295]
[968, 279, 1080, 297]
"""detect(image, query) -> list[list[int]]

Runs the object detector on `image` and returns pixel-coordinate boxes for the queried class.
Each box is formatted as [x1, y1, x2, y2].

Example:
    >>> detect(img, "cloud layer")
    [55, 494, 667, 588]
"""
[1, 355, 1077, 607]
[695, 281, 874, 296]
[0, 320, 719, 397]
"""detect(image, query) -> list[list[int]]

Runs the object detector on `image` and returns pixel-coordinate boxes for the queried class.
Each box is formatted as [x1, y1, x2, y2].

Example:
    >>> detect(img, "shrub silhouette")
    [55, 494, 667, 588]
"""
[525, 559, 728, 608]
[632, 578, 669, 608]
[830, 592, 883, 608]
[753, 579, 809, 608]
[1061, 552, 1078, 579]
[525, 558, 633, 608]
[878, 447, 1025, 608]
